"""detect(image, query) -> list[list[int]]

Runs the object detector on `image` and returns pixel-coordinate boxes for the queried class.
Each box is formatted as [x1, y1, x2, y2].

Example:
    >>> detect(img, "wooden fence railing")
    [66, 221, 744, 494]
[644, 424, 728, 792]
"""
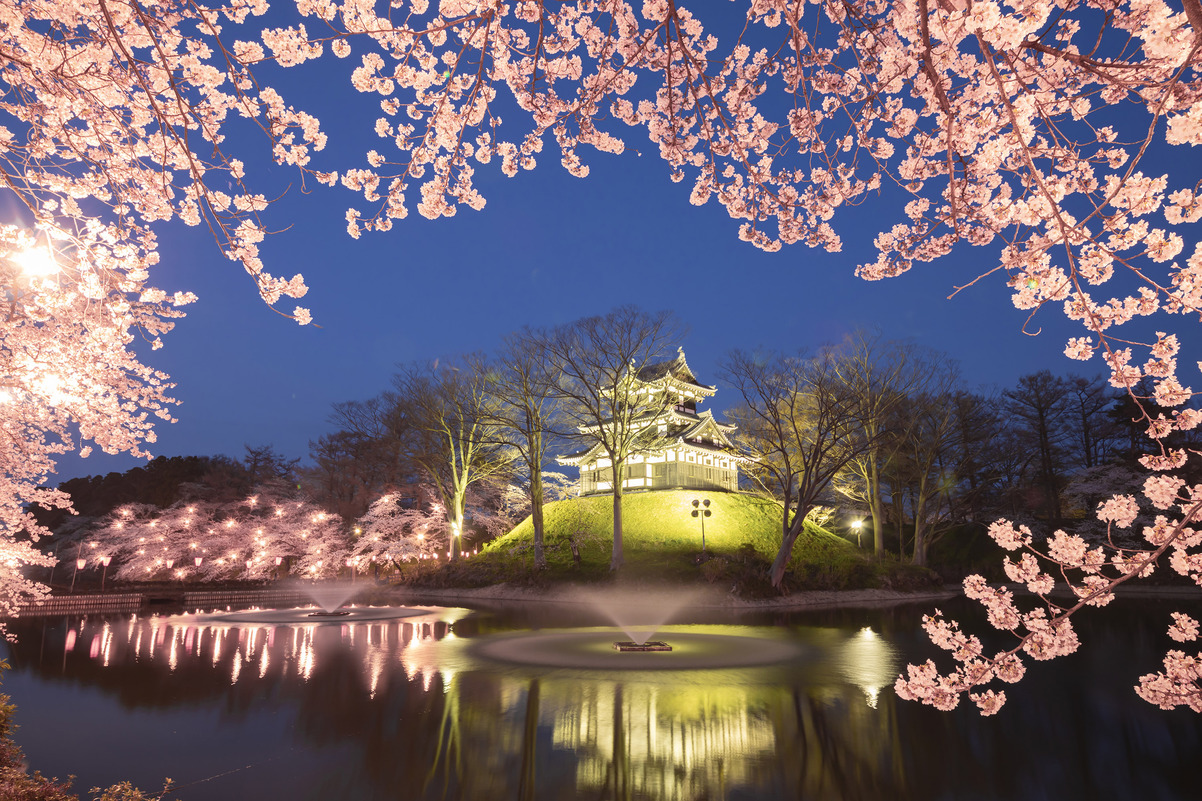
[15, 593, 145, 617]
[181, 589, 311, 609]
[9, 587, 346, 618]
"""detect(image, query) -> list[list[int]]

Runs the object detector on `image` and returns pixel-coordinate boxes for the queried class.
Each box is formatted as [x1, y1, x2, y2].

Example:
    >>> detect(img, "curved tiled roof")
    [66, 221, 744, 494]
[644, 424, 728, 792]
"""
[636, 347, 714, 391]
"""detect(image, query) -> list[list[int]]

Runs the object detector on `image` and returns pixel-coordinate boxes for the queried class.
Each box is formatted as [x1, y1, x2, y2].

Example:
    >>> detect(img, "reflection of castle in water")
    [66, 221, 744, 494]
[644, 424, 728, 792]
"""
[25, 610, 907, 800]
[12, 601, 1202, 801]
[546, 680, 781, 797]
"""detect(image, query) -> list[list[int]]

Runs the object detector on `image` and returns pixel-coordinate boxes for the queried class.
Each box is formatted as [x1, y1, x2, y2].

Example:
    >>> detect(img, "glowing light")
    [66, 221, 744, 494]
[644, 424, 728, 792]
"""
[11, 244, 59, 277]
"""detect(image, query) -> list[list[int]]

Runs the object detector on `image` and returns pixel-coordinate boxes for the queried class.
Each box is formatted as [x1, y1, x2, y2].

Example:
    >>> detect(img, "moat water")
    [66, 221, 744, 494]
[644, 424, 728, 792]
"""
[2, 595, 1201, 800]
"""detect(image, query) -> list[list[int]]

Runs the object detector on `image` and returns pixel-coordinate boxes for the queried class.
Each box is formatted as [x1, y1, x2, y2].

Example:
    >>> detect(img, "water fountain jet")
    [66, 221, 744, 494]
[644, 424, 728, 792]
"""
[583, 587, 704, 649]
[302, 580, 361, 614]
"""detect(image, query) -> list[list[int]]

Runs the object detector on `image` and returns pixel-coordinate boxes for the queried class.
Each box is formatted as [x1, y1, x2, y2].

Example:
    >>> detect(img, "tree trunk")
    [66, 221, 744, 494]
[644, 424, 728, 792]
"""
[610, 467, 624, 571]
[869, 454, 885, 557]
[769, 513, 807, 587]
[449, 494, 465, 560]
[780, 485, 794, 542]
[912, 477, 928, 567]
[530, 468, 546, 569]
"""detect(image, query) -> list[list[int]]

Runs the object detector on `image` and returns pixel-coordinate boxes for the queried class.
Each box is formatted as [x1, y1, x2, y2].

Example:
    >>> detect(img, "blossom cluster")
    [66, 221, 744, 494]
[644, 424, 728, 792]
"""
[2, 2, 1201, 695]
[901, 490, 1202, 714]
[90, 490, 349, 582]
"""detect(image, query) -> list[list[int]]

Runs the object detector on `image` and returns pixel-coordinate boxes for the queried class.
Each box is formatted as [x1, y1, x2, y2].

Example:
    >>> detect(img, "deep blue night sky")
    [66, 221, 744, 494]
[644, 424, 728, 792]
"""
[48, 10, 1201, 482]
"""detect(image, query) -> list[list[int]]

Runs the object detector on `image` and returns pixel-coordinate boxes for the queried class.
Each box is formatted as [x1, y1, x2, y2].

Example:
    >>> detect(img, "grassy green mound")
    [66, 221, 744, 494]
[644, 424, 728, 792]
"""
[415, 490, 937, 595]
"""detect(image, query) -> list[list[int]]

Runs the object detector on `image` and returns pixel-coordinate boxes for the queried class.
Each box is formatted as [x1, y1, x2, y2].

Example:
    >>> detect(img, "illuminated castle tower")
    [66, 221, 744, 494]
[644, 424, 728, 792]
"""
[557, 348, 749, 496]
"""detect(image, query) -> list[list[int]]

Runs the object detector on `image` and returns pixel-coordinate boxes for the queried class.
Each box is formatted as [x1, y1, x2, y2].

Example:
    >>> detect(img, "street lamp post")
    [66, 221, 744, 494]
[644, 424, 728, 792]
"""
[851, 519, 864, 547]
[71, 557, 85, 593]
[691, 499, 712, 554]
[99, 556, 112, 591]
[48, 542, 60, 587]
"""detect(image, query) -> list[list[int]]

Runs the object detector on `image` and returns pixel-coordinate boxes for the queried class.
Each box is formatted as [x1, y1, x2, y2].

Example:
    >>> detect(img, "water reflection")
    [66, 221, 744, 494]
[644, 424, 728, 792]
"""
[3, 600, 1202, 800]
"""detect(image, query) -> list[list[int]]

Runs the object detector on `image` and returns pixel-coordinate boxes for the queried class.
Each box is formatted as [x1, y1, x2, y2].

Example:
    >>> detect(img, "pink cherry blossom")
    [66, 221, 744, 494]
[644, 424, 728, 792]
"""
[1097, 495, 1140, 528]
[1, 0, 1201, 704]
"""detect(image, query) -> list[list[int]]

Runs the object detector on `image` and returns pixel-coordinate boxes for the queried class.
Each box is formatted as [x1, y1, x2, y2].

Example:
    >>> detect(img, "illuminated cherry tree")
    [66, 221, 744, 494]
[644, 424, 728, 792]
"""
[1, 0, 311, 610]
[3, 0, 1201, 707]
[349, 489, 447, 571]
[1, 226, 184, 611]
[90, 491, 348, 581]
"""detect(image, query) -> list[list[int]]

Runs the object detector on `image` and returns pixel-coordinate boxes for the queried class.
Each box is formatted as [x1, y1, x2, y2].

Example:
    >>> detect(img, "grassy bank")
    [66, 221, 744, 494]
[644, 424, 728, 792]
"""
[413, 490, 938, 596]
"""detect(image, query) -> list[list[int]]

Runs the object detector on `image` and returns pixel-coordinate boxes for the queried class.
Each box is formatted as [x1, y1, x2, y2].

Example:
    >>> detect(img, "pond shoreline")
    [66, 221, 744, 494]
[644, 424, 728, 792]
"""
[16, 581, 1200, 619]
[389, 583, 961, 611]
[387, 579, 1202, 611]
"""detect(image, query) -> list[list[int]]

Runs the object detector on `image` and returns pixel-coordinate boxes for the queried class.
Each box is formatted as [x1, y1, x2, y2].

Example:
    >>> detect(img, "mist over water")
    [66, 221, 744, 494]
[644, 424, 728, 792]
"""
[581, 586, 709, 644]
[300, 580, 362, 613]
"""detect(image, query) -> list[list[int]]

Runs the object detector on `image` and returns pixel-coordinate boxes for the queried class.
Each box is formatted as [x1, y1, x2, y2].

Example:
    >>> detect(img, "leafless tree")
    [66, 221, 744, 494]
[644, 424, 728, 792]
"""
[393, 357, 515, 559]
[1067, 375, 1123, 471]
[1003, 371, 1072, 520]
[542, 307, 685, 571]
[305, 396, 417, 517]
[722, 347, 869, 588]
[832, 333, 943, 557]
[479, 334, 567, 569]
[897, 383, 962, 567]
